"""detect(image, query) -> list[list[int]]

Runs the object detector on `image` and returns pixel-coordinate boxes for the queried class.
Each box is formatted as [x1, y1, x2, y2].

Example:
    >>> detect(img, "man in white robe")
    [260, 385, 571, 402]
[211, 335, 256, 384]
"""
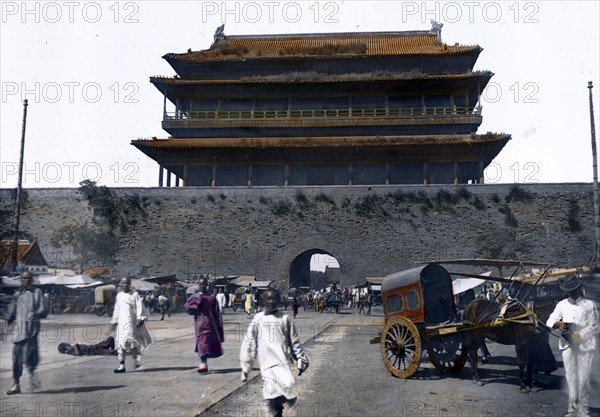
[215, 288, 227, 313]
[110, 277, 153, 373]
[547, 275, 599, 417]
[240, 288, 308, 417]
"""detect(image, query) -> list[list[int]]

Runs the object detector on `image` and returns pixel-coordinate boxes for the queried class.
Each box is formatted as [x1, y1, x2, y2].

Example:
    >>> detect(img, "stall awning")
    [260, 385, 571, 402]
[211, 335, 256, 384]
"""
[231, 275, 273, 288]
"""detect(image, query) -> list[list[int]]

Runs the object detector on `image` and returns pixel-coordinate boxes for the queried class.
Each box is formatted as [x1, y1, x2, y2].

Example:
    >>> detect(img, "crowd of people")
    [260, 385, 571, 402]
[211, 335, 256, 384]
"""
[292, 286, 375, 315]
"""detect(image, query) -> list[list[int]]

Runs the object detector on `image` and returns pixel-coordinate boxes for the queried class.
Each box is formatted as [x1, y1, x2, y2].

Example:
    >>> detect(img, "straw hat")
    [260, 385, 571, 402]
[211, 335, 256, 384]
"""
[559, 275, 582, 292]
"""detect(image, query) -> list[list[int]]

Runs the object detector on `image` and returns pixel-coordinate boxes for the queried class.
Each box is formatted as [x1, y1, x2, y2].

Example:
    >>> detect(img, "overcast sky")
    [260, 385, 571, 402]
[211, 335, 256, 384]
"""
[1, 1, 599, 188]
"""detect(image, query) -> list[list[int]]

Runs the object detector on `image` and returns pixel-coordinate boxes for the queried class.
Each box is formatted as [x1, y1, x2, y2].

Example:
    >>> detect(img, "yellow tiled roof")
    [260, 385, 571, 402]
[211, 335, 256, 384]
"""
[166, 32, 481, 62]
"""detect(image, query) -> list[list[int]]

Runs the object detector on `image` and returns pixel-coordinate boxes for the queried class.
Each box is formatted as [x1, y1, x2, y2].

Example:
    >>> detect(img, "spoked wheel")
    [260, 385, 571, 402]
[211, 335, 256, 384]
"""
[380, 316, 422, 378]
[427, 336, 468, 374]
[94, 306, 106, 316]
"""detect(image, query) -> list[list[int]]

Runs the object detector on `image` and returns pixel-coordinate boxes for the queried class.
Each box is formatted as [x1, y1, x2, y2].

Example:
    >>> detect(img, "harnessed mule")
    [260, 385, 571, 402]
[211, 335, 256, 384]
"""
[462, 296, 557, 392]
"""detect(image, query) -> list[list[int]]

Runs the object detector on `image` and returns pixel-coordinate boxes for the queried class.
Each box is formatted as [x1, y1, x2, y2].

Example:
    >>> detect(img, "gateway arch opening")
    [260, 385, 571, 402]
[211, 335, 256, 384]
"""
[289, 249, 340, 291]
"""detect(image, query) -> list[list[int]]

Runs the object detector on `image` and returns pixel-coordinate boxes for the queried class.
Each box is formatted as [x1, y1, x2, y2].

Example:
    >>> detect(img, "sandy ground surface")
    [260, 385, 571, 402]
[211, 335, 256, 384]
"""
[1, 306, 599, 417]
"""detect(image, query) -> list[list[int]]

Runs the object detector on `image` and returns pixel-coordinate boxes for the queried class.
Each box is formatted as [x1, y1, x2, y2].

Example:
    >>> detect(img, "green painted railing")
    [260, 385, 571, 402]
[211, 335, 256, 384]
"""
[164, 106, 475, 120]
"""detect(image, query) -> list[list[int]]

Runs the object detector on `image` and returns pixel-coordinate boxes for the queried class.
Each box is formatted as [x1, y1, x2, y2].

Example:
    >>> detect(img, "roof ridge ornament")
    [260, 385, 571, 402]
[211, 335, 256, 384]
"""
[430, 19, 443, 41]
[211, 24, 225, 48]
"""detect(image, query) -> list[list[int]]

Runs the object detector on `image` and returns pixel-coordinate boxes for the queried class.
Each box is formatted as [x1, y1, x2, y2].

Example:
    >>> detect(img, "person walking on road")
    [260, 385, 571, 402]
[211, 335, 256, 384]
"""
[291, 297, 299, 319]
[184, 277, 224, 373]
[216, 288, 227, 314]
[158, 292, 171, 321]
[245, 285, 255, 318]
[226, 289, 234, 310]
[546, 275, 599, 417]
[110, 277, 153, 373]
[240, 288, 309, 417]
[4, 271, 48, 395]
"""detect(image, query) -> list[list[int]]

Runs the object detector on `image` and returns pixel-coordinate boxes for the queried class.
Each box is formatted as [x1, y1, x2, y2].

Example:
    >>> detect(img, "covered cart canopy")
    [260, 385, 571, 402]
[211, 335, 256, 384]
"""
[234, 286, 248, 295]
[382, 263, 454, 324]
[95, 284, 116, 304]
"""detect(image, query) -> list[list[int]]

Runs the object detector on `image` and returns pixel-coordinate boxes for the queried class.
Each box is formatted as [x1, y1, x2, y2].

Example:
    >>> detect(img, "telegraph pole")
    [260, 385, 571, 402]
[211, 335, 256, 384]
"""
[588, 82, 600, 262]
[9, 99, 28, 274]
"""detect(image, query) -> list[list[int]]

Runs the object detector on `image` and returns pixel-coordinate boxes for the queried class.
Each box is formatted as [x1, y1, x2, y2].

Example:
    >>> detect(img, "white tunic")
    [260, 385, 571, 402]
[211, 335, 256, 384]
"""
[546, 296, 599, 351]
[216, 292, 227, 311]
[240, 310, 307, 400]
[111, 291, 153, 352]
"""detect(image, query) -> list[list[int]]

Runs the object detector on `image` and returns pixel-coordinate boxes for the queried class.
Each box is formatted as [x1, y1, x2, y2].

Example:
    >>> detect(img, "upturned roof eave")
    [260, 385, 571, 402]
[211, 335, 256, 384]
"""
[131, 133, 511, 149]
[163, 47, 482, 64]
[149, 70, 494, 86]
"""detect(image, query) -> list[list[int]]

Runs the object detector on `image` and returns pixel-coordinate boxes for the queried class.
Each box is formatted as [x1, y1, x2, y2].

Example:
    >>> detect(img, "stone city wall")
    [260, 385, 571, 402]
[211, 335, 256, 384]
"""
[1, 183, 594, 291]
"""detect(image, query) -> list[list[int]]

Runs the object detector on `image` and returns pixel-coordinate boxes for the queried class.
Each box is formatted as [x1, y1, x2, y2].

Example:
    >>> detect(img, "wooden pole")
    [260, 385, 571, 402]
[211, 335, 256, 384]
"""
[9, 99, 29, 274]
[588, 82, 600, 262]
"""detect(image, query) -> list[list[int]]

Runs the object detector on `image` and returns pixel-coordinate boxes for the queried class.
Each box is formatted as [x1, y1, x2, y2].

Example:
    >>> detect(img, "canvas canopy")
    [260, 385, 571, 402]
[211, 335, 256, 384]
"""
[36, 274, 101, 286]
[452, 271, 492, 294]
[231, 275, 272, 288]
[140, 274, 177, 285]
[1, 276, 22, 287]
[131, 279, 159, 292]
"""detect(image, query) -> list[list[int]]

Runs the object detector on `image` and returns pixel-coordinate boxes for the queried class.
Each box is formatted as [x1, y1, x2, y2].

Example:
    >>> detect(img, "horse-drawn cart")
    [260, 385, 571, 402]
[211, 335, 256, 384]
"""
[372, 263, 564, 379]
[373, 261, 587, 388]
[373, 263, 473, 378]
[323, 291, 344, 313]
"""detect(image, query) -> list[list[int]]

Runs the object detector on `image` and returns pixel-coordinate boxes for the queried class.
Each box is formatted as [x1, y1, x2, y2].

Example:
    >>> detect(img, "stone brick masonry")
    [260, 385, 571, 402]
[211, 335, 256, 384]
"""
[0, 183, 594, 291]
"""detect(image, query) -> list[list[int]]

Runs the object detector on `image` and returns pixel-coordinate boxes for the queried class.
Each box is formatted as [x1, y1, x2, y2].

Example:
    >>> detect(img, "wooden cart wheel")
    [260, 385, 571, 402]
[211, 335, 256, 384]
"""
[427, 336, 468, 374]
[380, 316, 422, 378]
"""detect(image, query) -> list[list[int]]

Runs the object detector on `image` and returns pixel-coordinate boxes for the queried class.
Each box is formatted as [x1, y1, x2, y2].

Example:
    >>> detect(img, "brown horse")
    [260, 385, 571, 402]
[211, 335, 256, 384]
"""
[462, 296, 557, 392]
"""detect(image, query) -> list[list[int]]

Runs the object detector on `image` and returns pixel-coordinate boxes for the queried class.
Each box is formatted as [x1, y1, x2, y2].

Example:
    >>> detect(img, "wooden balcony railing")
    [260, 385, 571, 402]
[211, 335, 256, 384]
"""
[164, 106, 475, 121]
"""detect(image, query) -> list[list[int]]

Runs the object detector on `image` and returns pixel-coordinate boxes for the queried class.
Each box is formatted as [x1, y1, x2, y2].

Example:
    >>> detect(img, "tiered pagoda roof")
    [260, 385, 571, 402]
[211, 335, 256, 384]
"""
[161, 29, 483, 78]
[164, 31, 481, 62]
[132, 26, 509, 186]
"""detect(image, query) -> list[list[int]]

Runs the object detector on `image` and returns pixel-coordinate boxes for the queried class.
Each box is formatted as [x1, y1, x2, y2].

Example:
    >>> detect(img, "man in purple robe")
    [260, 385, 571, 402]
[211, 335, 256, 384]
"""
[184, 277, 224, 373]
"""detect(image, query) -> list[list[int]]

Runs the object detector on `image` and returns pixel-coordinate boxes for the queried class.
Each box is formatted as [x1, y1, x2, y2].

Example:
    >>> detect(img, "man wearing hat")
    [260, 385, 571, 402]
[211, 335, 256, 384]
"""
[4, 271, 48, 395]
[546, 275, 599, 417]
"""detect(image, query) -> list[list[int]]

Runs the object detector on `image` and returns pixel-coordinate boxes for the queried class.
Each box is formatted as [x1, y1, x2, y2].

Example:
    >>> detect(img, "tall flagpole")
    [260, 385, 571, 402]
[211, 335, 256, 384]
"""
[588, 82, 600, 262]
[9, 99, 28, 274]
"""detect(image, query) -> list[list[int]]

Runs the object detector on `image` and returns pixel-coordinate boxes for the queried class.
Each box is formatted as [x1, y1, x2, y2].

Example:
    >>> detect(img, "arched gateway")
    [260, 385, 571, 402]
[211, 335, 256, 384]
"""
[289, 249, 337, 290]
